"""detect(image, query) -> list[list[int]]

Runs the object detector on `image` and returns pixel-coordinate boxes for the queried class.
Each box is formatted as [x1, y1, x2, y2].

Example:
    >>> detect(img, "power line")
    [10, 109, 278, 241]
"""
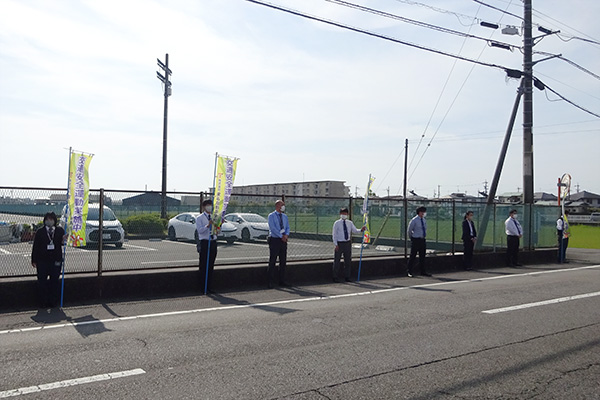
[531, 7, 600, 43]
[391, 0, 479, 27]
[243, 0, 511, 71]
[534, 71, 600, 102]
[324, 0, 520, 50]
[556, 34, 600, 47]
[471, 0, 523, 21]
[539, 80, 600, 119]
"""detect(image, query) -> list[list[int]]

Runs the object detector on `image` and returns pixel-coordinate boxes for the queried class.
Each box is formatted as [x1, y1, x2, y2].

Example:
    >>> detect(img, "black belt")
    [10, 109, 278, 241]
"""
[337, 240, 351, 244]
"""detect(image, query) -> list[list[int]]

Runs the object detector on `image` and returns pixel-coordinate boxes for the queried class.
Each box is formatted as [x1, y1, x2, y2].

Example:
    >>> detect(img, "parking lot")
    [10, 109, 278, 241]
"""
[0, 237, 401, 277]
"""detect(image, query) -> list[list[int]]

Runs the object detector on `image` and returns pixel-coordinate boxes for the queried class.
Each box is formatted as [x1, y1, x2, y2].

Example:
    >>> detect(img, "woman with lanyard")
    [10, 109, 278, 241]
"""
[31, 212, 66, 308]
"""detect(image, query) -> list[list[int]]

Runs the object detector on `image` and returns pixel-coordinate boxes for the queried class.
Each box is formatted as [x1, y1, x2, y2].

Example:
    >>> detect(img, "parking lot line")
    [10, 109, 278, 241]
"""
[0, 368, 146, 398]
[123, 244, 158, 251]
[0, 248, 12, 255]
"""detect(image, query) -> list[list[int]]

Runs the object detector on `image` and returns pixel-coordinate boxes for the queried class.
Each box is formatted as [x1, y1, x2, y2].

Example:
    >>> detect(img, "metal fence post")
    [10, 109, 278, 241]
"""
[493, 203, 497, 252]
[98, 188, 104, 277]
[451, 200, 456, 255]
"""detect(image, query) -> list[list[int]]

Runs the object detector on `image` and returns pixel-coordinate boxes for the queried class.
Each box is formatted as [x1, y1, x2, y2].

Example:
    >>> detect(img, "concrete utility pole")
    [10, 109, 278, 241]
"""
[157, 54, 172, 219]
[522, 0, 534, 249]
[403, 139, 408, 261]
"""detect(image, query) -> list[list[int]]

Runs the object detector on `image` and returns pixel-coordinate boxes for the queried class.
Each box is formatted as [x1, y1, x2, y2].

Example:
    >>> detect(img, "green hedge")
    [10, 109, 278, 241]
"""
[122, 214, 168, 235]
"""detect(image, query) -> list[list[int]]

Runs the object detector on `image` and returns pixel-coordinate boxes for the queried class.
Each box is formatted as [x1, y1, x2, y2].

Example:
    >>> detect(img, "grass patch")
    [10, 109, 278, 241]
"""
[568, 224, 600, 249]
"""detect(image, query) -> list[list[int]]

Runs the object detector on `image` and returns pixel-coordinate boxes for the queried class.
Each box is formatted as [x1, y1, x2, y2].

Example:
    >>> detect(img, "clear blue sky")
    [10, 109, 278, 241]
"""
[1, 0, 599, 197]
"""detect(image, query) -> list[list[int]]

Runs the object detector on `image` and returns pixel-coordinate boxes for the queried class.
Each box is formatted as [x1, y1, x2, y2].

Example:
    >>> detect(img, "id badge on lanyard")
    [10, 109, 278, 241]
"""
[47, 230, 55, 251]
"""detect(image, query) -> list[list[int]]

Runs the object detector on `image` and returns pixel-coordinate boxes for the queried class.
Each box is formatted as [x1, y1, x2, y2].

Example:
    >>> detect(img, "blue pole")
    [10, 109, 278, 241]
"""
[60, 147, 72, 308]
[204, 153, 218, 294]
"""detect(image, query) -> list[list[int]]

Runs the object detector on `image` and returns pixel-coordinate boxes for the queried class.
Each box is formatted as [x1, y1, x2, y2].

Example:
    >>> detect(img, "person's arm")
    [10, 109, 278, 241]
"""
[196, 214, 210, 237]
[31, 229, 40, 267]
[407, 218, 415, 238]
[332, 220, 339, 247]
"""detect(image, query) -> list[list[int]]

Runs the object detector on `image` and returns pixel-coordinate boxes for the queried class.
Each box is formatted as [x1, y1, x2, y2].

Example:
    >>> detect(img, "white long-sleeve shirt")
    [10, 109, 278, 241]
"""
[332, 218, 361, 246]
[196, 212, 216, 240]
[505, 216, 522, 236]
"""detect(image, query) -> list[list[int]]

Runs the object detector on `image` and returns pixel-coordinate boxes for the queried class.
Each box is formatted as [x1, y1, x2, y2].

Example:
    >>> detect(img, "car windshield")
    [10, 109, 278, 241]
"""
[242, 214, 267, 223]
[87, 207, 118, 221]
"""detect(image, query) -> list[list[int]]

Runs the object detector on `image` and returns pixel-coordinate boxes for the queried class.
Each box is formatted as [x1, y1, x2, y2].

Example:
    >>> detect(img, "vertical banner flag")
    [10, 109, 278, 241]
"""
[362, 175, 375, 244]
[67, 152, 93, 247]
[212, 155, 238, 229]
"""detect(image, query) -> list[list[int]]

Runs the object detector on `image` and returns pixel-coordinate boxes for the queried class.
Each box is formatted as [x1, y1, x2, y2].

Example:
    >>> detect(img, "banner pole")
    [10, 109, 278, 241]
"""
[60, 147, 72, 309]
[204, 152, 218, 294]
[357, 174, 371, 282]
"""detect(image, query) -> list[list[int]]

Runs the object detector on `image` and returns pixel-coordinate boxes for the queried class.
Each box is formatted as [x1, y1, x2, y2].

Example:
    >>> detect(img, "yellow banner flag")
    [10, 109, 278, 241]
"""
[67, 152, 93, 247]
[362, 175, 375, 244]
[212, 155, 238, 228]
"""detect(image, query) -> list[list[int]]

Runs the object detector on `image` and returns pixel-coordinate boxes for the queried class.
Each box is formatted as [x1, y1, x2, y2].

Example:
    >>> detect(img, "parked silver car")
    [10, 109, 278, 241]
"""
[61, 204, 125, 248]
[168, 212, 237, 244]
[223, 213, 270, 242]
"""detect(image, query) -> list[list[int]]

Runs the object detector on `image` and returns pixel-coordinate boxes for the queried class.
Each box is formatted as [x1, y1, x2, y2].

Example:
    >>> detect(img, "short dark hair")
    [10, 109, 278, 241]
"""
[43, 212, 58, 225]
[202, 199, 213, 207]
[464, 210, 473, 219]
[416, 206, 427, 214]
[510, 209, 518, 215]
[340, 207, 349, 214]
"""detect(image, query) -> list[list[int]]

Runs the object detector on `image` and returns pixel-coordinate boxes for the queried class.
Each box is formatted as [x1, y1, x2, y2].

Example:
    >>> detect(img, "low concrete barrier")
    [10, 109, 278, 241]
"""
[0, 249, 557, 312]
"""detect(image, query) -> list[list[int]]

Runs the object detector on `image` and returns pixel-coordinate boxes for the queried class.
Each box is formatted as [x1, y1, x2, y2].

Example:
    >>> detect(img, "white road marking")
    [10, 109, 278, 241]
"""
[0, 248, 12, 255]
[161, 241, 197, 247]
[1, 265, 598, 335]
[482, 291, 600, 314]
[0, 368, 146, 398]
[123, 244, 157, 251]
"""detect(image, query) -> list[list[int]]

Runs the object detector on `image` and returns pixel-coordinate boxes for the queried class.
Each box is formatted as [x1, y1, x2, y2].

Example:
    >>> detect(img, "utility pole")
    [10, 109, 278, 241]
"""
[157, 54, 172, 219]
[523, 0, 534, 249]
[403, 139, 408, 262]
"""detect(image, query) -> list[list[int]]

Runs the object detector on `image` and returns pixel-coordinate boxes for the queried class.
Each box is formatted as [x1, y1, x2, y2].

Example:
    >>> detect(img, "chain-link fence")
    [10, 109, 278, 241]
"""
[0, 186, 560, 277]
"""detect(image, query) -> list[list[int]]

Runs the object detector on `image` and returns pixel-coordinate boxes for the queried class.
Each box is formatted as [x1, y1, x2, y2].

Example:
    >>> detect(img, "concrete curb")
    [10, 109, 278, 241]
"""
[0, 249, 557, 312]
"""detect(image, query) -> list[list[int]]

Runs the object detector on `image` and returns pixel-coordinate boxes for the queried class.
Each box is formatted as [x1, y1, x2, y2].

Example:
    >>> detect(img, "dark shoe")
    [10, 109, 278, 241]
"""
[407, 272, 413, 278]
[268, 281, 273, 289]
[344, 278, 353, 283]
[465, 267, 473, 271]
[563, 260, 569, 264]
[515, 263, 523, 267]
[422, 272, 432, 277]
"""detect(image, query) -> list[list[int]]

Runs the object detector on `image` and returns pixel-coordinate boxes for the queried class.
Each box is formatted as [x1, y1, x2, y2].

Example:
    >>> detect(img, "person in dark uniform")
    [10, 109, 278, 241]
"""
[196, 200, 218, 294]
[31, 212, 66, 308]
[461, 211, 477, 270]
[267, 200, 290, 288]
[407, 206, 431, 277]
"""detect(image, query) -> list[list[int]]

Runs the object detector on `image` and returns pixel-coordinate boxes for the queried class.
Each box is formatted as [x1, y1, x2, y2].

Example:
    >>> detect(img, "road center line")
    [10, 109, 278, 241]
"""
[482, 291, 600, 314]
[0, 368, 146, 398]
[1, 265, 598, 335]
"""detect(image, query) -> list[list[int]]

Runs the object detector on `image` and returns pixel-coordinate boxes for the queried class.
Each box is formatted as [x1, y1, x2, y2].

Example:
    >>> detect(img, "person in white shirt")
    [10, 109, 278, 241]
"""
[505, 209, 523, 267]
[556, 211, 570, 263]
[196, 199, 218, 294]
[332, 207, 365, 282]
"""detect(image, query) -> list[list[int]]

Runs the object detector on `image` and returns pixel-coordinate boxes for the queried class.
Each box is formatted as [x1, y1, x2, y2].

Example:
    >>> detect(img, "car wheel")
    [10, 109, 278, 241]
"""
[168, 226, 177, 241]
[241, 228, 251, 242]
[115, 242, 123, 249]
[227, 237, 235, 245]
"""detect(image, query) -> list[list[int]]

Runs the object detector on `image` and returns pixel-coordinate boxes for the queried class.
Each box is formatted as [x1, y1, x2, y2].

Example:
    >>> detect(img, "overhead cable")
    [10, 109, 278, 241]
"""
[539, 80, 600, 119]
[471, 0, 523, 21]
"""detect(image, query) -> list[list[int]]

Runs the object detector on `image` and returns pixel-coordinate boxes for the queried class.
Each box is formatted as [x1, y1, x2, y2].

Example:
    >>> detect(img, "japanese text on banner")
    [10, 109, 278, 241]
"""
[67, 153, 93, 247]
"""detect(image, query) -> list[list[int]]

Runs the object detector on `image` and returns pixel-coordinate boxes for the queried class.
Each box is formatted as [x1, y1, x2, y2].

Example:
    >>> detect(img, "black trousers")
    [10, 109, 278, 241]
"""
[463, 239, 474, 268]
[268, 237, 287, 284]
[36, 260, 61, 307]
[333, 241, 352, 280]
[198, 239, 217, 292]
[506, 235, 520, 266]
[408, 238, 427, 275]
[558, 234, 569, 263]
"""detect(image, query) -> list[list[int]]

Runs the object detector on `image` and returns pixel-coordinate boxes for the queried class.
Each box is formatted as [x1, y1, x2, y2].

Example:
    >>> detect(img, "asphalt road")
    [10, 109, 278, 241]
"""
[1, 261, 599, 399]
[0, 238, 401, 277]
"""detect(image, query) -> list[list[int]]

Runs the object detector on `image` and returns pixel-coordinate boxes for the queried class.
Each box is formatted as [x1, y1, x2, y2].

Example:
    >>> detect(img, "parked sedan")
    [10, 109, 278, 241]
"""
[223, 213, 270, 242]
[60, 204, 125, 248]
[167, 213, 237, 244]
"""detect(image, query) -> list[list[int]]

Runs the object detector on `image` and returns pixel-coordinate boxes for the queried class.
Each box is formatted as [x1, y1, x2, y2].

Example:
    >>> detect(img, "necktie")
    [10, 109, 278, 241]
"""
[420, 217, 426, 238]
[278, 213, 284, 231]
[469, 221, 474, 236]
[343, 220, 348, 240]
[513, 219, 521, 235]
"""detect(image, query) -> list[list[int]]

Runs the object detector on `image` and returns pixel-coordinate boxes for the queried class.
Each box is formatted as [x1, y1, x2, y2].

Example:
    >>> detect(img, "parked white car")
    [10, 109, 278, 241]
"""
[223, 213, 270, 242]
[61, 204, 125, 248]
[168, 212, 237, 244]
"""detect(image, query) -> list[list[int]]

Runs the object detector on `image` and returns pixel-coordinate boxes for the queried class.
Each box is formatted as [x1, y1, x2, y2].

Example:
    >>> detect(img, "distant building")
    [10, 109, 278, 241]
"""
[498, 192, 522, 204]
[567, 191, 600, 207]
[564, 201, 590, 214]
[122, 192, 180, 207]
[227, 180, 350, 198]
[439, 193, 484, 203]
[48, 193, 112, 205]
[534, 192, 558, 203]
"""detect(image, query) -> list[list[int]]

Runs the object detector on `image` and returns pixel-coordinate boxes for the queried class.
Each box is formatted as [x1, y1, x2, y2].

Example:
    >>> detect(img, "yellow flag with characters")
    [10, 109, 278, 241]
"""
[67, 152, 93, 247]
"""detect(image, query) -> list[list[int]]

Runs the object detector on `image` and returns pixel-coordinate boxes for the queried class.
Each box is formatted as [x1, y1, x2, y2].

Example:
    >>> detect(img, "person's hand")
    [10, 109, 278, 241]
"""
[207, 219, 213, 227]
[31, 262, 37, 268]
[361, 226, 366, 232]
[472, 237, 477, 243]
[282, 234, 288, 243]
[519, 234, 523, 238]
[335, 245, 339, 252]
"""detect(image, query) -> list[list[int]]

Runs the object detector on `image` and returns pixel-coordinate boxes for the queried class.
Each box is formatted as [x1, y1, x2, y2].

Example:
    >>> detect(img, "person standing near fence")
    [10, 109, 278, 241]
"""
[462, 211, 477, 270]
[407, 206, 431, 277]
[505, 209, 523, 267]
[557, 211, 570, 263]
[332, 207, 365, 283]
[196, 200, 217, 294]
[31, 212, 66, 308]
[267, 200, 290, 288]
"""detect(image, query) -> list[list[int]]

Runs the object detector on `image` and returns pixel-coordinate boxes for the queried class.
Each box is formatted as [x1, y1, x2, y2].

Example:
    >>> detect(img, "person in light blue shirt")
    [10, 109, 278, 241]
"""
[267, 200, 291, 288]
[406, 206, 431, 277]
[505, 209, 523, 267]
